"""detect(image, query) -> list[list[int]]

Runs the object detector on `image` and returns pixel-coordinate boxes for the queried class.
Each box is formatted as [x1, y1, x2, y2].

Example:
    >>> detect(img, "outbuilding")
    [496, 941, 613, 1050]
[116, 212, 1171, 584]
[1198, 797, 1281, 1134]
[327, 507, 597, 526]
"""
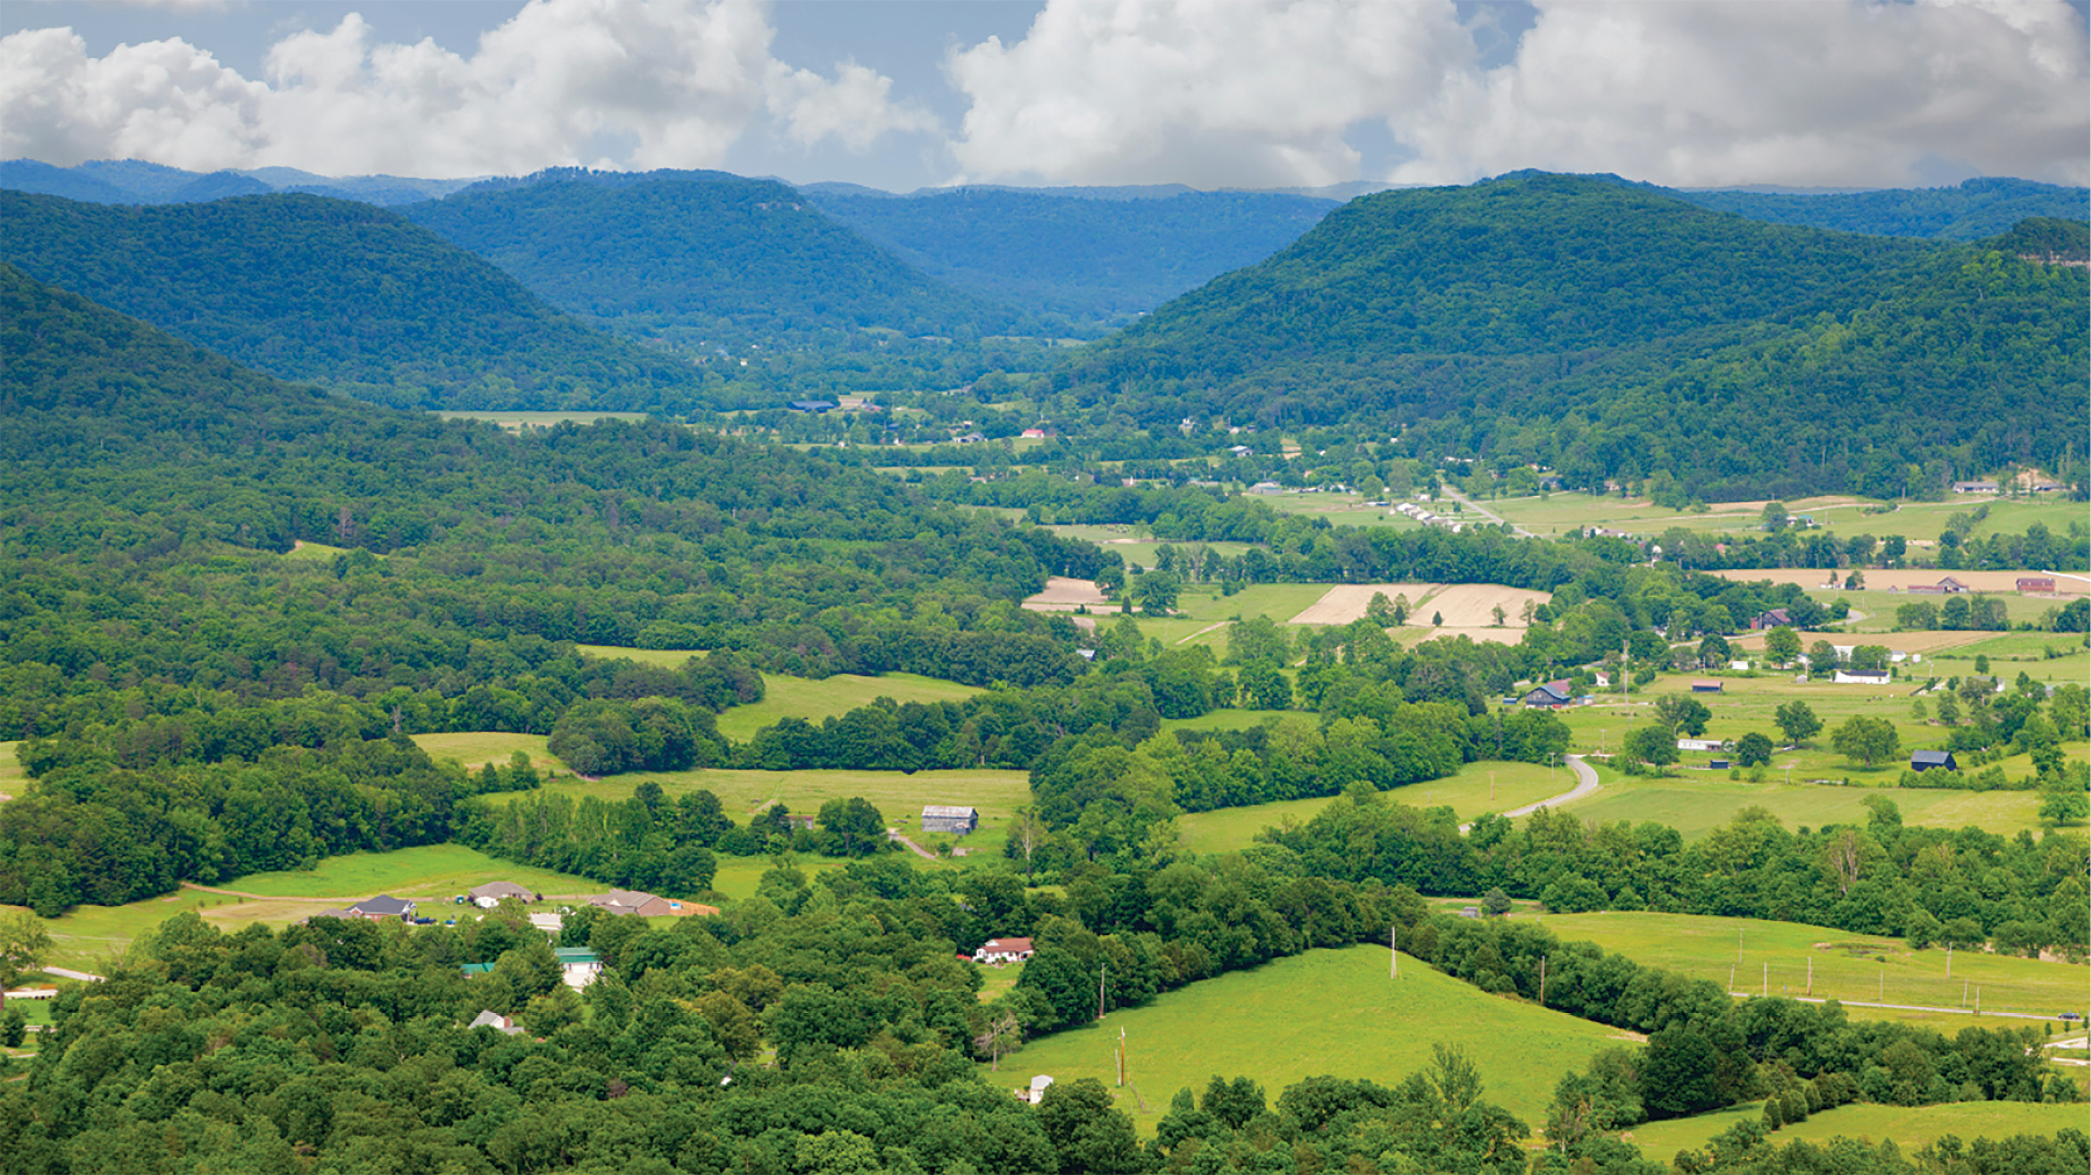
[922, 805, 979, 835]
[1911, 750, 1958, 772]
[1691, 680, 1723, 693]
[1521, 681, 1573, 708]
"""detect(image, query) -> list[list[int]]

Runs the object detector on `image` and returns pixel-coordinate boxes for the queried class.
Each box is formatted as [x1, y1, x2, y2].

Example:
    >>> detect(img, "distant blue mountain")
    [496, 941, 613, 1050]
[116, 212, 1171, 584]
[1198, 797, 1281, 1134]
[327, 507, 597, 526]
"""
[0, 159, 477, 205]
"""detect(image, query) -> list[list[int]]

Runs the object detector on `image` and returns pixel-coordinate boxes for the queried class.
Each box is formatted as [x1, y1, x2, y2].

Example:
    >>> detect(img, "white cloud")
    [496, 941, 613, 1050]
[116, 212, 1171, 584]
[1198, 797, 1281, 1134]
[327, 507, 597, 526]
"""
[0, 0, 932, 177]
[1389, 0, 2090, 188]
[945, 0, 2087, 190]
[945, 0, 1474, 188]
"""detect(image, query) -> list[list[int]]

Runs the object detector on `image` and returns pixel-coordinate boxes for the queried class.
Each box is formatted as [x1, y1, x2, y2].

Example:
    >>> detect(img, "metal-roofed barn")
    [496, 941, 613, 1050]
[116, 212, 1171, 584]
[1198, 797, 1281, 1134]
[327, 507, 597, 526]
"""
[922, 805, 979, 834]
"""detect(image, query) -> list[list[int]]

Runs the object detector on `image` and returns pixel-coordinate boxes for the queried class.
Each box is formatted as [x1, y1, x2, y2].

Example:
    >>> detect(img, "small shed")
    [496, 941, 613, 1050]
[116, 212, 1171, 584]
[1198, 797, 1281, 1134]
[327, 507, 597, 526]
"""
[1691, 680, 1723, 693]
[922, 805, 980, 835]
[1911, 750, 1958, 772]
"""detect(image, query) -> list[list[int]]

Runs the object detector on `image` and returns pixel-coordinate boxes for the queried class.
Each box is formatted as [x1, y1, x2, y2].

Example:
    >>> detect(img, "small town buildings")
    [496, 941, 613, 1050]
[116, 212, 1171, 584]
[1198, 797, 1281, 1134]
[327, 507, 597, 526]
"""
[921, 805, 979, 834]
[348, 895, 416, 920]
[469, 881, 539, 908]
[974, 937, 1035, 964]
[1521, 681, 1574, 708]
[1691, 680, 1723, 693]
[1911, 750, 1958, 772]
[528, 912, 562, 936]
[1247, 481, 1285, 495]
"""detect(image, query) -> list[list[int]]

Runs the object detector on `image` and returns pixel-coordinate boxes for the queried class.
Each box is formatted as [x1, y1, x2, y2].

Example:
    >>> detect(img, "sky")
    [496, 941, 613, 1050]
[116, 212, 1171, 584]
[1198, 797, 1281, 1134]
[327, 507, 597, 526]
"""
[2, 0, 2085, 193]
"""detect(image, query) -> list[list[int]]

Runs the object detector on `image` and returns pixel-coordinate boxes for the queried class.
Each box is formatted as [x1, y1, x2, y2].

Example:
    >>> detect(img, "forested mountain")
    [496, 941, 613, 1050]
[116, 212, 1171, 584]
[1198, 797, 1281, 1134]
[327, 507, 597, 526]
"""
[1667, 176, 2089, 241]
[0, 157, 475, 204]
[1062, 173, 2087, 500]
[400, 168, 1026, 351]
[0, 190, 712, 411]
[806, 187, 1337, 331]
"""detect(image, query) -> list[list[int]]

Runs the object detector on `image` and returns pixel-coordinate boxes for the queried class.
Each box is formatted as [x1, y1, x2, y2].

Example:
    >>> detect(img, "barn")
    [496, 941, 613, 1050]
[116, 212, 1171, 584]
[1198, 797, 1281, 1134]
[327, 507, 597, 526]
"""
[922, 805, 979, 834]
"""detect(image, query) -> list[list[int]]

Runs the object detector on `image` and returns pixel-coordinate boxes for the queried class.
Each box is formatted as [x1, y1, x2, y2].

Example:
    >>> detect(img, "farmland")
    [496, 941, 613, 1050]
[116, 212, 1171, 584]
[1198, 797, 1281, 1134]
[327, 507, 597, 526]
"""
[567, 648, 987, 741]
[1626, 1099, 2090, 1159]
[0, 741, 26, 796]
[1177, 759, 1584, 854]
[996, 943, 1628, 1133]
[539, 764, 1031, 845]
[1540, 912, 2087, 1026]
[412, 731, 563, 771]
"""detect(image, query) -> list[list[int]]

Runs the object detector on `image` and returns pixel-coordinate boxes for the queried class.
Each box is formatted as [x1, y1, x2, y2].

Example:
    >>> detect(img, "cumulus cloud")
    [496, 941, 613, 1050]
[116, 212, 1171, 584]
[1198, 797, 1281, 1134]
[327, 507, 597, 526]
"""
[945, 0, 1474, 188]
[945, 0, 2088, 189]
[0, 0, 934, 177]
[1390, 0, 2090, 188]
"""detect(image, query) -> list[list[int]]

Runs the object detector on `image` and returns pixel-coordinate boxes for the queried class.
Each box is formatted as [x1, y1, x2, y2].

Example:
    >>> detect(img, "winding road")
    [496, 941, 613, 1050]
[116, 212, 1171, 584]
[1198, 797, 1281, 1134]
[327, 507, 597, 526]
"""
[1458, 753, 1600, 833]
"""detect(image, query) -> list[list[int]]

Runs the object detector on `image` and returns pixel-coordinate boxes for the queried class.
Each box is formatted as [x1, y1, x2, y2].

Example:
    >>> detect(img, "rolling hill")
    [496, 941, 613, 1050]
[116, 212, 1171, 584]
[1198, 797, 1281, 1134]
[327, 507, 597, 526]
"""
[0, 189, 712, 412]
[399, 168, 1027, 348]
[1063, 172, 2087, 500]
[1666, 175, 2089, 242]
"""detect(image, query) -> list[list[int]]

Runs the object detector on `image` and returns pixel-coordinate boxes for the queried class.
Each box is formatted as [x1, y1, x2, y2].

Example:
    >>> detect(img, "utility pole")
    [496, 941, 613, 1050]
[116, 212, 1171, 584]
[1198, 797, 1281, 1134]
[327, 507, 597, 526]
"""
[1391, 924, 1398, 979]
[1729, 964, 1736, 994]
[1946, 945, 1952, 979]
[1098, 961, 1108, 1022]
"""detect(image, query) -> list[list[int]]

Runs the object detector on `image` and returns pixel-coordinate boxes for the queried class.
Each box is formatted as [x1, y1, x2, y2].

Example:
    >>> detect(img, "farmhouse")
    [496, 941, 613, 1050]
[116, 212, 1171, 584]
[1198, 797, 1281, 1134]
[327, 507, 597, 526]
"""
[921, 805, 979, 834]
[1677, 738, 1727, 753]
[1907, 577, 1970, 596]
[469, 881, 539, 908]
[1951, 480, 1999, 494]
[1911, 750, 1959, 772]
[1833, 669, 1892, 684]
[2017, 577, 2058, 594]
[1521, 681, 1574, 708]
[348, 895, 416, 920]
[974, 937, 1035, 964]
[1691, 680, 1723, 693]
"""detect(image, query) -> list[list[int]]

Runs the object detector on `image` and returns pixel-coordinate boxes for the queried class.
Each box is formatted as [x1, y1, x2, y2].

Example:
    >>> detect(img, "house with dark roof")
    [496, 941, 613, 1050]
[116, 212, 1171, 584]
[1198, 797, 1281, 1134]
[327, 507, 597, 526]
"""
[469, 881, 539, 908]
[1911, 750, 1958, 772]
[1521, 681, 1574, 707]
[1750, 609, 1791, 631]
[348, 895, 416, 920]
[788, 400, 836, 413]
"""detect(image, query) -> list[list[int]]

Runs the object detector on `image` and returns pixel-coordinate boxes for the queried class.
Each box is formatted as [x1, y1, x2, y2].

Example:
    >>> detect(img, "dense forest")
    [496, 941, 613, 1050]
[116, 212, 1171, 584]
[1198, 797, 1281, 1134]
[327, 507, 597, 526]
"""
[1060, 174, 2086, 498]
[0, 192, 713, 412]
[1662, 176, 2090, 242]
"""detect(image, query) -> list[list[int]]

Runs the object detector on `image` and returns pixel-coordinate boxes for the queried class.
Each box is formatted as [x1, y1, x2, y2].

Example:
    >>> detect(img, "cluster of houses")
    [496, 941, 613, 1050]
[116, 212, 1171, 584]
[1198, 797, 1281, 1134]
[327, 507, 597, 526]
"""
[1389, 500, 1467, 533]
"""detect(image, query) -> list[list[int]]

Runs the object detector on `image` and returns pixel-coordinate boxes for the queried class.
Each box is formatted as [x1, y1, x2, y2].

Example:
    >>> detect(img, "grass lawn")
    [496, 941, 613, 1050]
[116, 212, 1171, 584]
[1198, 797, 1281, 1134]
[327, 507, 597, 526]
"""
[283, 539, 352, 561]
[1540, 912, 2088, 1026]
[224, 843, 601, 901]
[0, 741, 27, 795]
[1177, 760, 1579, 855]
[540, 766, 1031, 844]
[1549, 778, 2046, 840]
[1000, 945, 1628, 1134]
[1627, 1099, 2089, 1159]
[1159, 709, 1275, 734]
[412, 731, 565, 772]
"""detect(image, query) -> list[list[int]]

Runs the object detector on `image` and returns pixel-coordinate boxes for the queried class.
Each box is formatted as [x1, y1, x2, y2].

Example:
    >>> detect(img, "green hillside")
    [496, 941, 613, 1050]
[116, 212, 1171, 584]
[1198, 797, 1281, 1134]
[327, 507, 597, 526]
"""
[1666, 176, 2089, 241]
[0, 189, 711, 412]
[808, 187, 1336, 332]
[402, 169, 1025, 349]
[1064, 172, 2086, 499]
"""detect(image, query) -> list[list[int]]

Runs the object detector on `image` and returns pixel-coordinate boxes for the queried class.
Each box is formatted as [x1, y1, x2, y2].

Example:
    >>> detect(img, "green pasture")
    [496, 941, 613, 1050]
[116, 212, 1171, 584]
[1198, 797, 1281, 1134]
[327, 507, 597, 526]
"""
[999, 944, 1626, 1133]
[714, 673, 983, 742]
[1541, 912, 2087, 1026]
[0, 741, 26, 795]
[283, 539, 352, 561]
[1801, 589, 2068, 635]
[1626, 1099, 2089, 1159]
[1923, 633, 2090, 665]
[1177, 760, 1580, 855]
[224, 843, 601, 901]
[1551, 777, 2044, 840]
[1158, 709, 1274, 734]
[712, 854, 859, 903]
[412, 731, 564, 772]
[541, 765, 1031, 843]
[575, 643, 710, 667]
[1485, 491, 2078, 544]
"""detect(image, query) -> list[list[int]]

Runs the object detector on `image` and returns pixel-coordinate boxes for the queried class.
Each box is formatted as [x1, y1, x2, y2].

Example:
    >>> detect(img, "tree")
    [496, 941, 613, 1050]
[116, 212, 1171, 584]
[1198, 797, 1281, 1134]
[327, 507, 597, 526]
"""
[816, 796, 887, 858]
[1654, 694, 1712, 737]
[1806, 640, 1840, 678]
[1238, 662, 1292, 711]
[1625, 725, 1678, 772]
[1734, 732, 1774, 768]
[1760, 502, 1789, 531]
[2039, 786, 2088, 827]
[1831, 716, 1899, 769]
[1037, 1078, 1148, 1174]
[1774, 701, 1821, 746]
[1763, 626, 1802, 666]
[1639, 1027, 1727, 1118]
[1133, 569, 1180, 615]
[1008, 808, 1048, 879]
[1482, 887, 1514, 916]
[972, 1010, 1023, 1072]
[1698, 634, 1731, 669]
[0, 911, 53, 988]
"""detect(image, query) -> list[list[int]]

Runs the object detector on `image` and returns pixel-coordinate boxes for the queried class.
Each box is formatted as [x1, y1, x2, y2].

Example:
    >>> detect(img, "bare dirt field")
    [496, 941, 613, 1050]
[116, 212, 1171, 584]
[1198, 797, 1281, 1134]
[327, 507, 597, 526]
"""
[1287, 583, 1441, 625]
[1022, 576, 1109, 612]
[1710, 568, 2088, 594]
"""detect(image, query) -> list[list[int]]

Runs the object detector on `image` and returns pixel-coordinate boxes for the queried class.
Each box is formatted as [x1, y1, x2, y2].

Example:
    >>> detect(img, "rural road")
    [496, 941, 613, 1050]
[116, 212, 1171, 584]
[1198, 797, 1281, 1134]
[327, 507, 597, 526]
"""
[1458, 754, 1599, 833]
[1436, 487, 1537, 538]
[1760, 995, 2061, 1023]
[43, 968, 103, 983]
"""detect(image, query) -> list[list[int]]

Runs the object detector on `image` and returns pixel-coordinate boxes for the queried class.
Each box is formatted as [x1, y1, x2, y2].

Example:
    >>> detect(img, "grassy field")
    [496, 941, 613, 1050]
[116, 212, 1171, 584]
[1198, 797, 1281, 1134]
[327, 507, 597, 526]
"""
[283, 539, 353, 561]
[1540, 913, 2087, 1026]
[1177, 760, 1579, 854]
[541, 766, 1031, 844]
[1627, 1099, 2089, 1159]
[998, 944, 1628, 1133]
[412, 731, 564, 772]
[1484, 491, 2081, 544]
[1800, 589, 2072, 635]
[713, 673, 983, 742]
[0, 741, 26, 795]
[1551, 778, 2047, 840]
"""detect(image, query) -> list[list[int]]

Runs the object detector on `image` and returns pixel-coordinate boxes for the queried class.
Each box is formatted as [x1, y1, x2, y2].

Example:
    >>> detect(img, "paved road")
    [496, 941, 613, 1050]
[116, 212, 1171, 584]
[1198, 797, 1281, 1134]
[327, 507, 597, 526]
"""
[43, 968, 103, 983]
[1459, 754, 1599, 832]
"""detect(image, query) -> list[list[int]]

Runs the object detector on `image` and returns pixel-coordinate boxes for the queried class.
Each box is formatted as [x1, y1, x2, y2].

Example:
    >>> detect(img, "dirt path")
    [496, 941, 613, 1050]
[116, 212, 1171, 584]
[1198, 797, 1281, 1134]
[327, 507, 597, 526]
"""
[1459, 754, 1600, 833]
[1176, 621, 1230, 646]
[1438, 486, 1536, 538]
[887, 830, 939, 861]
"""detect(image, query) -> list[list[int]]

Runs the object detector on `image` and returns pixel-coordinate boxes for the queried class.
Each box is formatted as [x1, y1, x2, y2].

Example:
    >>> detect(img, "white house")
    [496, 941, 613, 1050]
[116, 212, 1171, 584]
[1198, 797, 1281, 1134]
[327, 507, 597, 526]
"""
[1834, 669, 1892, 685]
[974, 937, 1035, 965]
